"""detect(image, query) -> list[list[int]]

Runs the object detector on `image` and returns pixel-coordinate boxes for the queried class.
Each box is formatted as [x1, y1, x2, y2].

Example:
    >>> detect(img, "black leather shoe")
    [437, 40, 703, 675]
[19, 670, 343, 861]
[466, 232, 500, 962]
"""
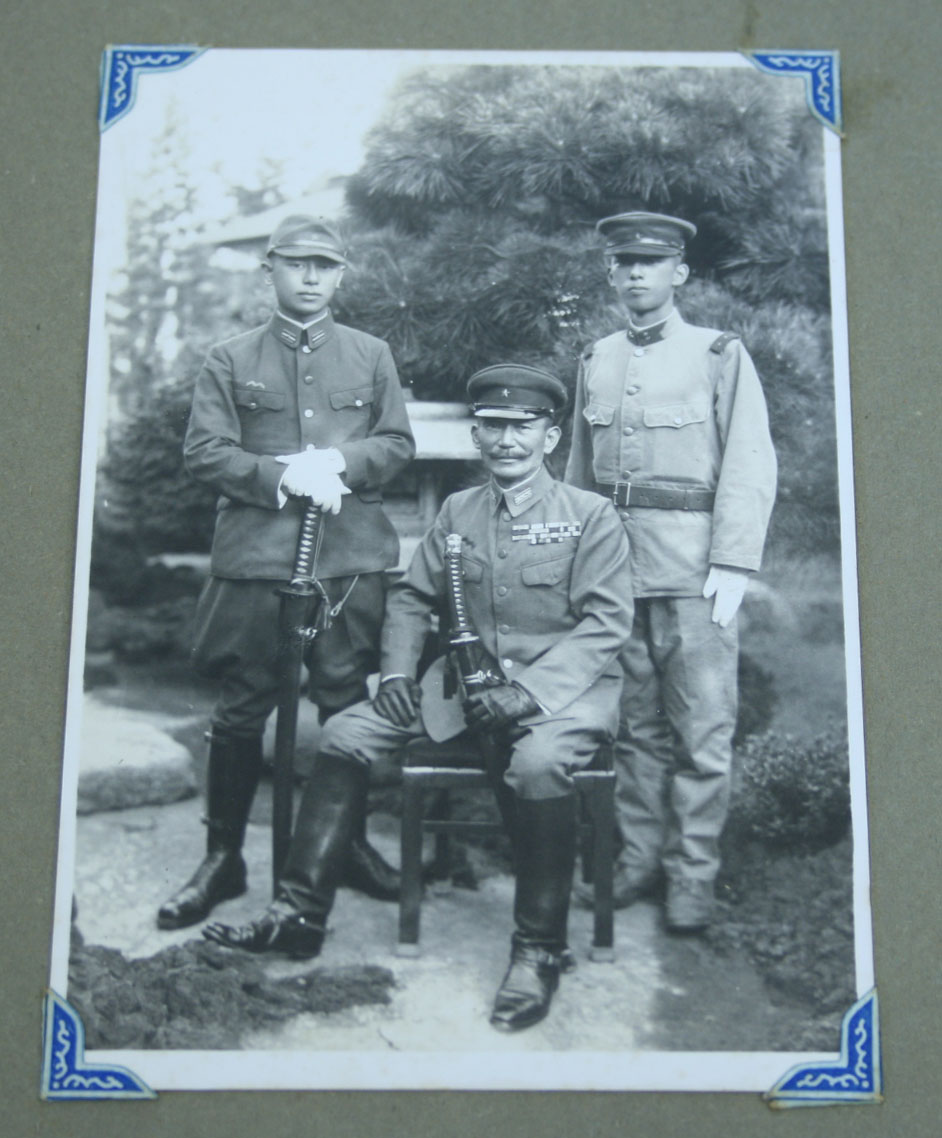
[202, 909, 325, 958]
[490, 945, 561, 1032]
[157, 850, 247, 930]
[343, 837, 400, 901]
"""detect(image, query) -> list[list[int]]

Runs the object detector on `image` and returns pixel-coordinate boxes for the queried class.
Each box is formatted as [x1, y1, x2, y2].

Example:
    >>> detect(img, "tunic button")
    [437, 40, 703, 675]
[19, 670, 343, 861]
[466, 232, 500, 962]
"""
[498, 624, 510, 635]
[502, 658, 514, 669]
[354, 398, 363, 407]
[673, 415, 683, 425]
[497, 585, 508, 597]
[633, 348, 645, 357]
[301, 345, 312, 353]
[303, 375, 314, 385]
[501, 511, 511, 522]
[623, 426, 634, 436]
[248, 401, 258, 409]
[303, 409, 314, 418]
[626, 385, 640, 395]
[498, 549, 508, 559]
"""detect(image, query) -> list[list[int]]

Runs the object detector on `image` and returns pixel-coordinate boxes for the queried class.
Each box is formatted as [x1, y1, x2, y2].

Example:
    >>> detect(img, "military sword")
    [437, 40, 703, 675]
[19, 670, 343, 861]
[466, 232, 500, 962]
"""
[272, 501, 331, 892]
[443, 533, 517, 836]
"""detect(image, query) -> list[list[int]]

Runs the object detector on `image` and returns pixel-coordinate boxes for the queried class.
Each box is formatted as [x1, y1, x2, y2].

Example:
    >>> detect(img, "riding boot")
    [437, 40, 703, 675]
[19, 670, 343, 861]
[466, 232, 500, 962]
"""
[203, 751, 367, 956]
[157, 730, 262, 930]
[317, 689, 400, 901]
[343, 802, 401, 902]
[490, 793, 578, 1032]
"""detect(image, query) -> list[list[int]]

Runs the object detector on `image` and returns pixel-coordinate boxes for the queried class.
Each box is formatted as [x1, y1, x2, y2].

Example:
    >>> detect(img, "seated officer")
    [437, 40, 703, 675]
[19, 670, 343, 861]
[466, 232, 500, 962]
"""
[205, 364, 634, 1034]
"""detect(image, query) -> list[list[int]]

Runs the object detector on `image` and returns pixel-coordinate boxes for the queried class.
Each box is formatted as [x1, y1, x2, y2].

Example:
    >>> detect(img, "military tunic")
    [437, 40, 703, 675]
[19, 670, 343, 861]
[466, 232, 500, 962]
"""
[320, 466, 634, 800]
[565, 308, 777, 883]
[185, 309, 415, 734]
[566, 308, 776, 596]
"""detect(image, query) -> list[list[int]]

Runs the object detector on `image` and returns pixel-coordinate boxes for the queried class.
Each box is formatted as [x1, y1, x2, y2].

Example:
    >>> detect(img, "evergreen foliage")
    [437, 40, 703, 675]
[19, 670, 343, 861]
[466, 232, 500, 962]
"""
[99, 63, 840, 581]
[337, 63, 837, 554]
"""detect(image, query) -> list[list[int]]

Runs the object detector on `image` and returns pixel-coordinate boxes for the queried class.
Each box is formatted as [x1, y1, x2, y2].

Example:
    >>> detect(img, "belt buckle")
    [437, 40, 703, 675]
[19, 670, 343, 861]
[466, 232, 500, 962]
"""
[613, 480, 631, 508]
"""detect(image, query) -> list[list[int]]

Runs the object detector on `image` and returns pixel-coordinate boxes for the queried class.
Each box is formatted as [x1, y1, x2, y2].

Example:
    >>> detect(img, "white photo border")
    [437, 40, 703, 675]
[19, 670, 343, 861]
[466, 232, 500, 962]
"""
[48, 47, 874, 1094]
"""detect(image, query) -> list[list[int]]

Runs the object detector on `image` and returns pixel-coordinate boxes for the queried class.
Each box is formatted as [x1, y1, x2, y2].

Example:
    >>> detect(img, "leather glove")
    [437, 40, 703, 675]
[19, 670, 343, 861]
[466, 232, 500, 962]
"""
[373, 676, 422, 727]
[463, 682, 540, 730]
[702, 565, 750, 628]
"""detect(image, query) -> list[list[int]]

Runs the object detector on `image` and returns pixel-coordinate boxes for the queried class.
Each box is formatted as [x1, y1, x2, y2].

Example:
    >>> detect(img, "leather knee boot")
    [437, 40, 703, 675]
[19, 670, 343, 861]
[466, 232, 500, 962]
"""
[157, 730, 262, 930]
[490, 793, 577, 1032]
[319, 700, 400, 902]
[342, 796, 401, 902]
[203, 752, 368, 957]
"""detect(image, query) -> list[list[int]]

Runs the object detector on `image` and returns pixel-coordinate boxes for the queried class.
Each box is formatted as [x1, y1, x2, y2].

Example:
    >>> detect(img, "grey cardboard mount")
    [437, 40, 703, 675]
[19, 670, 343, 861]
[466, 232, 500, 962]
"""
[2, 1, 940, 1134]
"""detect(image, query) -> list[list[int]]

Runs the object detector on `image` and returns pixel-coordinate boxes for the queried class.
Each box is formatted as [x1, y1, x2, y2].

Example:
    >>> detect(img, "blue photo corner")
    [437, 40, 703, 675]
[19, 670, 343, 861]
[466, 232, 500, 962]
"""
[747, 50, 843, 135]
[41, 990, 156, 1101]
[765, 989, 883, 1108]
[100, 45, 206, 131]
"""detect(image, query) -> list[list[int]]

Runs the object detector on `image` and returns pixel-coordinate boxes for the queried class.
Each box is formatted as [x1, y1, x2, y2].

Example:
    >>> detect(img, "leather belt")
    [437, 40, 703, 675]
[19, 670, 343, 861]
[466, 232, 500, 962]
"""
[596, 481, 715, 511]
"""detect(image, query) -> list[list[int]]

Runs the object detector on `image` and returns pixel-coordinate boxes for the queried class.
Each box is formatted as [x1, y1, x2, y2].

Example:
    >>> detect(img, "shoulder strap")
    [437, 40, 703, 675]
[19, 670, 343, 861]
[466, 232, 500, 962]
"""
[709, 331, 740, 355]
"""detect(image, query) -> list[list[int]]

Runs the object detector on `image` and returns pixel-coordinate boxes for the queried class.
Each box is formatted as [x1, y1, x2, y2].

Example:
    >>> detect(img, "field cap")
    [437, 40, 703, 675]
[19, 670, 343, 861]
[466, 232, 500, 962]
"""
[266, 215, 347, 263]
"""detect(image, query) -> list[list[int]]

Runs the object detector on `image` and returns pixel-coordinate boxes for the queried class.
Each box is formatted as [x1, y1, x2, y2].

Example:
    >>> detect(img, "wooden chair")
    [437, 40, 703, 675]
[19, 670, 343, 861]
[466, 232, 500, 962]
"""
[396, 736, 616, 961]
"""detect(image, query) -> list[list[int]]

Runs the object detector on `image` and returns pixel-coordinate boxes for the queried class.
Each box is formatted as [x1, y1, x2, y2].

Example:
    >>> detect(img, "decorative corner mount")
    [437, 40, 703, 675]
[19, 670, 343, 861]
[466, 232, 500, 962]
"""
[764, 989, 883, 1109]
[40, 990, 156, 1101]
[746, 50, 843, 136]
[99, 45, 206, 132]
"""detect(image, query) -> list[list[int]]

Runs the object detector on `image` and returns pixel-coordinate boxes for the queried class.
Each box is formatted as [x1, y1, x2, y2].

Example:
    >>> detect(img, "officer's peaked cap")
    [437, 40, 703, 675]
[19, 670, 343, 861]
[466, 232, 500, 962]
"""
[597, 211, 696, 257]
[266, 215, 347, 264]
[467, 364, 567, 421]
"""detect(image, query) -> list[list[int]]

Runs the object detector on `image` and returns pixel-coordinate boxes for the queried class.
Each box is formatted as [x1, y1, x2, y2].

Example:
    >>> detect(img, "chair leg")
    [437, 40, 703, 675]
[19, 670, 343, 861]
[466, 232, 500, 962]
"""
[430, 788, 452, 884]
[587, 775, 615, 961]
[397, 771, 424, 956]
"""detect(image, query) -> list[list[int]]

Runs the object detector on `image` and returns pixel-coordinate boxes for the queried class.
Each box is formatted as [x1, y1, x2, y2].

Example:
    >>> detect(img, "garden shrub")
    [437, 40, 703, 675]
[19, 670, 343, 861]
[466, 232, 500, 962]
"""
[734, 652, 778, 745]
[729, 727, 850, 850]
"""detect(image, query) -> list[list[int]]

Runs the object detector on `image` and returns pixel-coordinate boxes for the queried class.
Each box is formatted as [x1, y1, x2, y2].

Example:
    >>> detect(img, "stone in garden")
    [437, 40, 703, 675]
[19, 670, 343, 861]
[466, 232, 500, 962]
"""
[77, 698, 198, 814]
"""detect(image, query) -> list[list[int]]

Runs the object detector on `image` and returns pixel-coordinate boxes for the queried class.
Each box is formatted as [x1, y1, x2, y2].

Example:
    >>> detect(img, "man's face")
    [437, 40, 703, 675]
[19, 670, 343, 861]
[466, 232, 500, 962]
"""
[264, 253, 345, 321]
[608, 253, 688, 321]
[471, 415, 561, 487]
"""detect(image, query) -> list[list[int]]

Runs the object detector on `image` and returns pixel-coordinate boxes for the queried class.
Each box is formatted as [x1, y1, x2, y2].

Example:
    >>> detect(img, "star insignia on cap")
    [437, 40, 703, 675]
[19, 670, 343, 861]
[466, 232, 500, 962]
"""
[501, 388, 510, 397]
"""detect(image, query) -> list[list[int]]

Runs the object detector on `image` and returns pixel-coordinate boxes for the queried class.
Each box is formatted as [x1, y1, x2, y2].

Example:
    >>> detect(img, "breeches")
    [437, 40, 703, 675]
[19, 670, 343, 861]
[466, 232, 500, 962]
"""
[320, 673, 621, 801]
[191, 572, 386, 736]
[615, 595, 738, 880]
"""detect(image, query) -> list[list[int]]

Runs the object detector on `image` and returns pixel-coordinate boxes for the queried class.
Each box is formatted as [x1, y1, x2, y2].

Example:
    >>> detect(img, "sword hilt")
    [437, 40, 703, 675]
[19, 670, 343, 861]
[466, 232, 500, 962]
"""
[290, 502, 324, 587]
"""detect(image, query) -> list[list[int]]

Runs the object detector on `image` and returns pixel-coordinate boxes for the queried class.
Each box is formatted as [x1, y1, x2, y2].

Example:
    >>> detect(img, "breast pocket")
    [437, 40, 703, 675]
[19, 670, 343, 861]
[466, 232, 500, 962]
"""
[461, 556, 485, 583]
[641, 400, 713, 480]
[327, 384, 375, 441]
[328, 385, 374, 413]
[520, 552, 575, 587]
[641, 401, 708, 430]
[582, 401, 615, 427]
[233, 387, 286, 413]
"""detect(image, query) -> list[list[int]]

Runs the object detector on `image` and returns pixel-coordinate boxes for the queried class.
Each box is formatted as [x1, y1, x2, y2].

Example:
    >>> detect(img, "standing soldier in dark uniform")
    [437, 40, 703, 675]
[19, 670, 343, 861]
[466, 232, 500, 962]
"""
[157, 216, 415, 931]
[566, 212, 777, 932]
[205, 365, 634, 1034]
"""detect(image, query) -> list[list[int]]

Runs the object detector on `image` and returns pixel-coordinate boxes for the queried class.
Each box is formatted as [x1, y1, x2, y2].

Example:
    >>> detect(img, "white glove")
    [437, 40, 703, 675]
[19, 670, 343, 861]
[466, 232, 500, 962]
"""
[277, 446, 349, 513]
[276, 444, 346, 476]
[702, 565, 750, 628]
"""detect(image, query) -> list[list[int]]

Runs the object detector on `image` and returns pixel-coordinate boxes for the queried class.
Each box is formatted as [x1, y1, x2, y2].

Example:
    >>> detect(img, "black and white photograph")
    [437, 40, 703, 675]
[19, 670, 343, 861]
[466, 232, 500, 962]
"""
[48, 48, 873, 1093]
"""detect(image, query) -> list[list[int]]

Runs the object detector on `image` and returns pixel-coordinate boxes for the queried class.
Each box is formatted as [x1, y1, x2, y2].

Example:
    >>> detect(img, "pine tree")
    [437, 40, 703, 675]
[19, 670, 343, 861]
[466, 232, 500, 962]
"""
[335, 64, 836, 555]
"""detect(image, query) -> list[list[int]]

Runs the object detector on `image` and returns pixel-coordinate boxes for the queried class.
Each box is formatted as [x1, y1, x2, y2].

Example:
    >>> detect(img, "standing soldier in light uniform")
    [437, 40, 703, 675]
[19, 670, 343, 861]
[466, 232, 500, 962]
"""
[205, 365, 634, 1033]
[157, 216, 415, 931]
[566, 212, 777, 931]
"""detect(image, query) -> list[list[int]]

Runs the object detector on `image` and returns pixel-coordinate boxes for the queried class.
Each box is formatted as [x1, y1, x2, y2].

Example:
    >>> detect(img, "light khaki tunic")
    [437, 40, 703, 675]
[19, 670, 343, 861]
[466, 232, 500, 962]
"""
[565, 310, 777, 597]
